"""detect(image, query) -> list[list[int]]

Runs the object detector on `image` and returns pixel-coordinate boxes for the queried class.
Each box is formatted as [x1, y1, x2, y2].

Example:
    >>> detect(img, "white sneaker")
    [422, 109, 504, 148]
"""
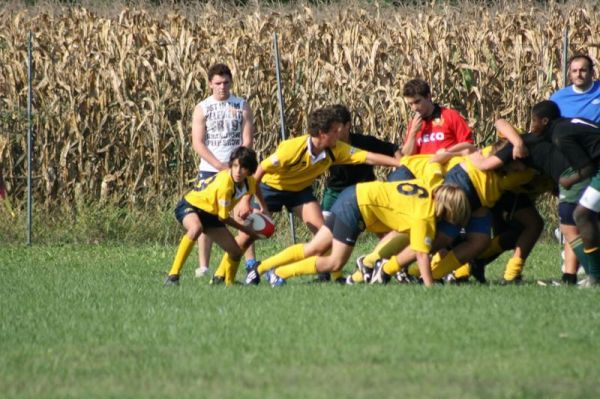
[194, 266, 210, 278]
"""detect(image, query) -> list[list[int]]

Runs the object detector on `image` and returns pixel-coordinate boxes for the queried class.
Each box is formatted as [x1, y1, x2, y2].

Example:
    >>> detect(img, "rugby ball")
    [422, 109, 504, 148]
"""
[245, 213, 275, 238]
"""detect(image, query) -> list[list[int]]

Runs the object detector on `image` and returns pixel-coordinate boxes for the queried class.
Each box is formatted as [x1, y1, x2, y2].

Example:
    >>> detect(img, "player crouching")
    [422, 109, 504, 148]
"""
[165, 147, 266, 286]
[252, 163, 470, 287]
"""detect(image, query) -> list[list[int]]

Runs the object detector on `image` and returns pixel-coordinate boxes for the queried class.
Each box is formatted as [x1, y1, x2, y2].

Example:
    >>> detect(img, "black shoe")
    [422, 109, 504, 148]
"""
[371, 259, 391, 285]
[561, 273, 577, 285]
[356, 256, 374, 284]
[164, 275, 180, 286]
[470, 261, 487, 284]
[313, 272, 331, 283]
[395, 270, 419, 284]
[333, 275, 347, 285]
[245, 263, 261, 285]
[210, 275, 225, 285]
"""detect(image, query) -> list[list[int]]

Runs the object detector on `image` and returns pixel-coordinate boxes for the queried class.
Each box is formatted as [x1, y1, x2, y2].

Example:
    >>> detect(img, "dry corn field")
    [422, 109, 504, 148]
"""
[0, 1, 599, 209]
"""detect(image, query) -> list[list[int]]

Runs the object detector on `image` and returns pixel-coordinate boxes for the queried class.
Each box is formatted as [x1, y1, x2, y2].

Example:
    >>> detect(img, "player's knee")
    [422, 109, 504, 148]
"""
[187, 226, 203, 240]
[229, 248, 243, 260]
[474, 235, 491, 252]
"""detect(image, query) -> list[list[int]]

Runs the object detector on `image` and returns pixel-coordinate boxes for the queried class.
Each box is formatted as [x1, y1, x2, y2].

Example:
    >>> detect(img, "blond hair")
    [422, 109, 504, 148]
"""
[433, 184, 471, 226]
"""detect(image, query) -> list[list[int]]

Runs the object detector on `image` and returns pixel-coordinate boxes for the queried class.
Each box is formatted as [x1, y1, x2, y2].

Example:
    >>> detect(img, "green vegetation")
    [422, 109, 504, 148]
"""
[2, 239, 599, 398]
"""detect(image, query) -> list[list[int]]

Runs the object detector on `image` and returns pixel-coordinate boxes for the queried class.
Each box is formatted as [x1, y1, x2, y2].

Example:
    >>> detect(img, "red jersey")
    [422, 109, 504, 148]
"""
[409, 105, 472, 154]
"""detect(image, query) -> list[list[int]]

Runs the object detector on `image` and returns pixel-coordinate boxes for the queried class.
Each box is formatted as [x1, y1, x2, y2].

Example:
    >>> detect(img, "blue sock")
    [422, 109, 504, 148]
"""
[245, 259, 259, 270]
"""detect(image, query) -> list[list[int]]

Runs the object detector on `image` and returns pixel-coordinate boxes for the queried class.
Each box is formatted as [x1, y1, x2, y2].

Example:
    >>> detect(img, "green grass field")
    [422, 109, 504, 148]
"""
[2, 237, 599, 399]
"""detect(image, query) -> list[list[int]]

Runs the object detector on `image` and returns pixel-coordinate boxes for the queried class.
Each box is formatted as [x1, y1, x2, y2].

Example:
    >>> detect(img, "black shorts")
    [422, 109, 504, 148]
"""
[325, 186, 365, 246]
[174, 199, 224, 228]
[260, 183, 317, 212]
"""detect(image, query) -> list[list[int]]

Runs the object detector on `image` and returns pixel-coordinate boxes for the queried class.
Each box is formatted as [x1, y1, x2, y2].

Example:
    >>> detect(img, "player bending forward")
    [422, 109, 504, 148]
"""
[247, 162, 470, 287]
[164, 147, 266, 286]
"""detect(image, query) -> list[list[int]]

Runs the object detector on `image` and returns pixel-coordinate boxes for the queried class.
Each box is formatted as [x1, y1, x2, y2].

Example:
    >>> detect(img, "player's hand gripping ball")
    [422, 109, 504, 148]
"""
[244, 213, 275, 238]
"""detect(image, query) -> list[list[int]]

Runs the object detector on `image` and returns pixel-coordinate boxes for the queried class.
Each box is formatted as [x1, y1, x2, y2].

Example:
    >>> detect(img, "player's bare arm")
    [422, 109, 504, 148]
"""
[416, 251, 433, 287]
[364, 152, 402, 167]
[241, 102, 254, 149]
[468, 150, 504, 171]
[494, 119, 527, 159]
[401, 114, 423, 155]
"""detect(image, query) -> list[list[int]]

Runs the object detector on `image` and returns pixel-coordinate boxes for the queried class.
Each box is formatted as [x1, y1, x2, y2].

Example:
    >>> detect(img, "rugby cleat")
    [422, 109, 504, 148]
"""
[371, 259, 391, 284]
[313, 272, 331, 283]
[209, 274, 225, 285]
[356, 255, 373, 284]
[164, 274, 180, 286]
[265, 269, 286, 287]
[333, 275, 347, 285]
[469, 261, 487, 284]
[245, 264, 261, 285]
[395, 270, 419, 284]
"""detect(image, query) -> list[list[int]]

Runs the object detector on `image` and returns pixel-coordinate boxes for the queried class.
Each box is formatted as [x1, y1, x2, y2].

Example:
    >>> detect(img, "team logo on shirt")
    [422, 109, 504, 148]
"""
[419, 132, 445, 144]
[270, 155, 280, 166]
[432, 117, 445, 126]
[424, 237, 432, 248]
[592, 99, 600, 105]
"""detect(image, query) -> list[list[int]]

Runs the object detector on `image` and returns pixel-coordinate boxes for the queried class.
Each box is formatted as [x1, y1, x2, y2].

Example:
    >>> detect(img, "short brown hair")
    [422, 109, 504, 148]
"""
[307, 106, 344, 136]
[403, 79, 431, 98]
[208, 63, 233, 81]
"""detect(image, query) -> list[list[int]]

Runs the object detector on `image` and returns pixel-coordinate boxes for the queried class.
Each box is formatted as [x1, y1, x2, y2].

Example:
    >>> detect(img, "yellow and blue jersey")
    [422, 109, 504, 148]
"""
[260, 135, 368, 191]
[183, 169, 256, 220]
[463, 146, 536, 208]
[400, 154, 463, 177]
[356, 163, 443, 253]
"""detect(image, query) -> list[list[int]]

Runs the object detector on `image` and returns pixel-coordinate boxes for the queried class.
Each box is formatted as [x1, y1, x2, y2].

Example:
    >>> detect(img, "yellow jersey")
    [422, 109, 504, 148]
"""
[400, 154, 462, 177]
[260, 135, 368, 191]
[183, 170, 256, 220]
[463, 146, 536, 208]
[355, 162, 443, 253]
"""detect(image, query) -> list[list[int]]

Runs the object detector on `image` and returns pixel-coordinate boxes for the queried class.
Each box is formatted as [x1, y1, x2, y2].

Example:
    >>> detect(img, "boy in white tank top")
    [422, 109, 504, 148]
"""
[190, 63, 255, 278]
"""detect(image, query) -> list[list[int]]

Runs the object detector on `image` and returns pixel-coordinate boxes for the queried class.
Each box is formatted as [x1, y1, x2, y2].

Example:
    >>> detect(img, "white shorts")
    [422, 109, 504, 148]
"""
[578, 185, 600, 212]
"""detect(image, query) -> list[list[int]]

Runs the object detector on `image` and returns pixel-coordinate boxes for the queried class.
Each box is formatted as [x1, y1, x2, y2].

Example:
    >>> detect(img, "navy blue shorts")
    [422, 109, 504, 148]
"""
[438, 210, 492, 238]
[387, 165, 416, 182]
[196, 170, 217, 182]
[325, 186, 365, 246]
[260, 183, 317, 213]
[558, 202, 576, 226]
[444, 164, 482, 210]
[174, 198, 224, 228]
[464, 211, 492, 235]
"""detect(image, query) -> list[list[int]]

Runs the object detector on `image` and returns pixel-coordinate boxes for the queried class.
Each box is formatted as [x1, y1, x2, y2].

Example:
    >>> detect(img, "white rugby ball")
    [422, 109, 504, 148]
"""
[245, 213, 275, 238]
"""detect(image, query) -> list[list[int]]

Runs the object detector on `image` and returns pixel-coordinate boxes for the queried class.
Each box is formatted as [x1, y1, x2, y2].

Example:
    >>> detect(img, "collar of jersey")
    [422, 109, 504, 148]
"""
[307, 136, 328, 164]
[571, 81, 597, 94]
